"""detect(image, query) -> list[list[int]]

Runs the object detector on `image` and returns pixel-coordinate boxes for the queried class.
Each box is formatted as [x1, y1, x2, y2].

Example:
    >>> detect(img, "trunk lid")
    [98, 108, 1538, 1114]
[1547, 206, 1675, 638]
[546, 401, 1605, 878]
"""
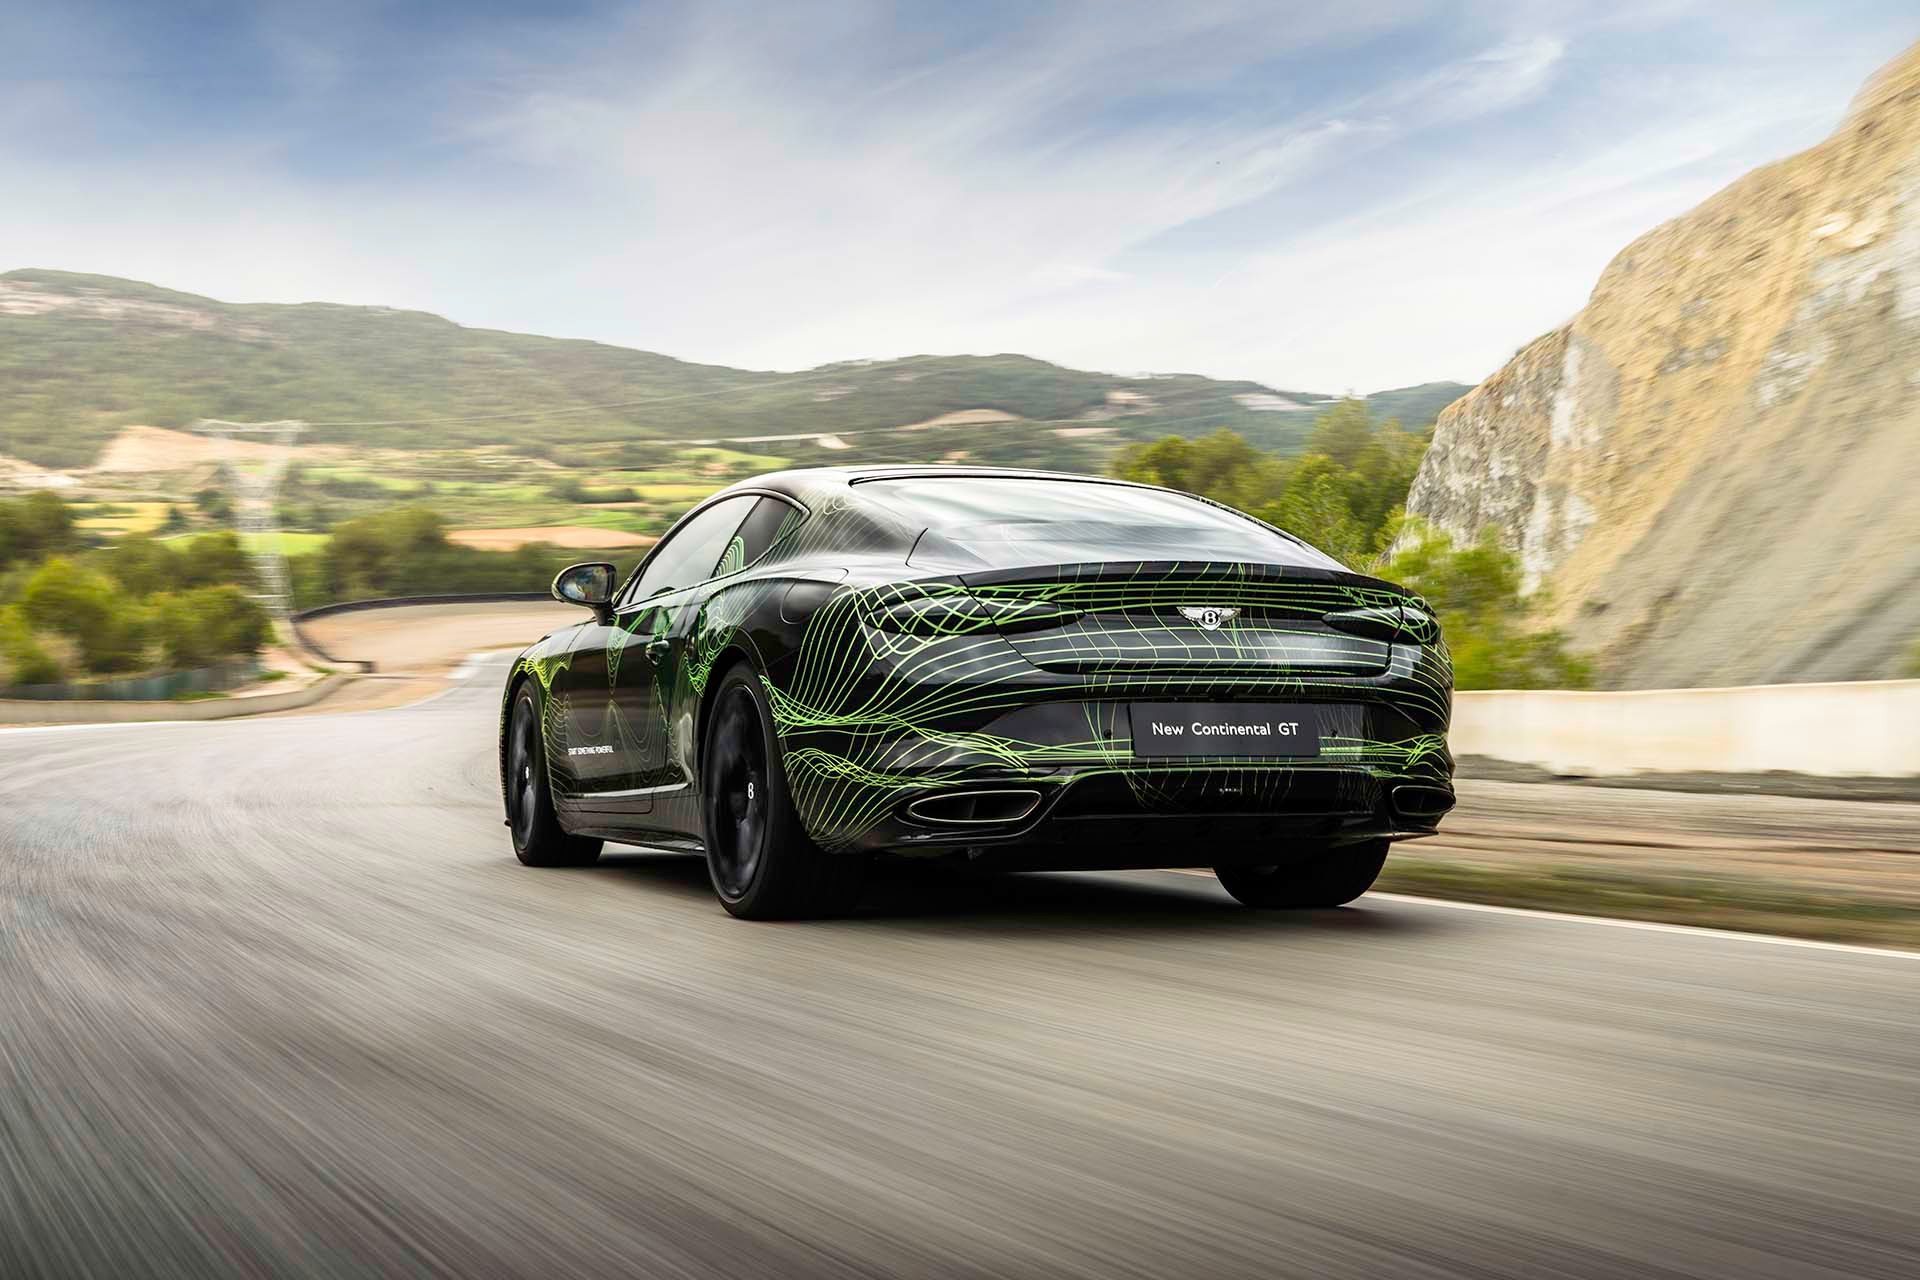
[957, 560, 1411, 677]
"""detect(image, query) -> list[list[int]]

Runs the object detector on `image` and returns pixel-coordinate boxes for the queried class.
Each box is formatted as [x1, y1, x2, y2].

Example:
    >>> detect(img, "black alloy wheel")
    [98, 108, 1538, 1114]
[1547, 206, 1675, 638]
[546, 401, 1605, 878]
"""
[705, 683, 770, 901]
[701, 664, 865, 919]
[506, 684, 602, 867]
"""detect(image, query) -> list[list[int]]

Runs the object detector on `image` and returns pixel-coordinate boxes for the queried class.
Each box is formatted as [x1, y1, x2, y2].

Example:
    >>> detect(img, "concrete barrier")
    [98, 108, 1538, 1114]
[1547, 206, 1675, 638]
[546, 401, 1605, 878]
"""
[1451, 680, 1920, 778]
[0, 675, 347, 725]
[291, 593, 550, 672]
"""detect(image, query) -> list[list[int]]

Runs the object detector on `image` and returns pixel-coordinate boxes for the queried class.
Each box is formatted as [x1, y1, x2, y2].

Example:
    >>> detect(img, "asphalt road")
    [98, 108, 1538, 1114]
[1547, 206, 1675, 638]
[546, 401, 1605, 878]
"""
[2, 657, 1916, 1279]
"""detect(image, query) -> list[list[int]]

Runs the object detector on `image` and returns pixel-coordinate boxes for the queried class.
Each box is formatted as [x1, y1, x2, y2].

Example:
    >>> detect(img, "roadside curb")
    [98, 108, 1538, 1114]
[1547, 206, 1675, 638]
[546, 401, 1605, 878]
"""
[290, 592, 550, 672]
[0, 674, 349, 726]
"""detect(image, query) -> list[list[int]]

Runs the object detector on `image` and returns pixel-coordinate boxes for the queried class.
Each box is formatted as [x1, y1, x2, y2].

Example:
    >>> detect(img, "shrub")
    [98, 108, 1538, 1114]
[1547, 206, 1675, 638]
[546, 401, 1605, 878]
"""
[0, 491, 77, 570]
[177, 531, 253, 588]
[150, 585, 269, 667]
[0, 605, 62, 687]
[1111, 404, 1426, 568]
[1377, 521, 1593, 690]
[18, 558, 150, 673]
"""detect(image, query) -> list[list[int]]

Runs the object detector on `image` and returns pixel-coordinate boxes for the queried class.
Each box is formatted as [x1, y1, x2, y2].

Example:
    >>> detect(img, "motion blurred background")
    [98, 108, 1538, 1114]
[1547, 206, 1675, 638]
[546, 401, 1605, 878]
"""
[5, 2, 1917, 943]
[4, 5, 1920, 1277]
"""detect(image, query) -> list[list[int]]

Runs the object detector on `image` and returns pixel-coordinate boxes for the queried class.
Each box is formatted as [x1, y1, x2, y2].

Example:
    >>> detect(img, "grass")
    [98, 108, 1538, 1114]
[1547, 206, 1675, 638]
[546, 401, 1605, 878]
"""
[678, 445, 792, 471]
[1377, 857, 1919, 950]
[70, 501, 173, 534]
[629, 482, 721, 502]
[238, 530, 331, 554]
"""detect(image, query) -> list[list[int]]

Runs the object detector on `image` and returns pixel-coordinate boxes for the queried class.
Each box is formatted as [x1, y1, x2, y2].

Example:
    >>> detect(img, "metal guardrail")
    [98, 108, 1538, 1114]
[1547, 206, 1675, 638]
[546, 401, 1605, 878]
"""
[289, 593, 552, 673]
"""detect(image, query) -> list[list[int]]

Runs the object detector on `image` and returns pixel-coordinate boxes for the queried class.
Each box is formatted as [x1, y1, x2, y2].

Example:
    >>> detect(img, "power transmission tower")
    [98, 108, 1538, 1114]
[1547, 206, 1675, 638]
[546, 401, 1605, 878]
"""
[194, 419, 306, 626]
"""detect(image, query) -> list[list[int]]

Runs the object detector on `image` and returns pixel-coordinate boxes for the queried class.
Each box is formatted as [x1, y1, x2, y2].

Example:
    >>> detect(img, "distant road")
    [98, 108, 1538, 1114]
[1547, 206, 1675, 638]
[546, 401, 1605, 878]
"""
[1, 657, 1915, 1278]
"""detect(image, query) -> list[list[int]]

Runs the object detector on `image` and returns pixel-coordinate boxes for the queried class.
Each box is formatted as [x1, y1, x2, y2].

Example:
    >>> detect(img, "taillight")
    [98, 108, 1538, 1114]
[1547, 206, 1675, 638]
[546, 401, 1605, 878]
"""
[861, 583, 1081, 636]
[1323, 603, 1440, 645]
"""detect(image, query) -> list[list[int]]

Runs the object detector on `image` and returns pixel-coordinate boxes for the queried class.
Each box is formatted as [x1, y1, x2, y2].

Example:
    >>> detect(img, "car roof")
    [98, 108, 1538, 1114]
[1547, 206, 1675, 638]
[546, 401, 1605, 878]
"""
[735, 464, 1181, 506]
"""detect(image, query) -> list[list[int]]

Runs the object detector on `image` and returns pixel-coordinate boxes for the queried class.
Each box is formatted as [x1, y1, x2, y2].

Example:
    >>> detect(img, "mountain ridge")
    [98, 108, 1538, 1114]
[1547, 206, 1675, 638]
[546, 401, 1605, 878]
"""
[0, 268, 1465, 470]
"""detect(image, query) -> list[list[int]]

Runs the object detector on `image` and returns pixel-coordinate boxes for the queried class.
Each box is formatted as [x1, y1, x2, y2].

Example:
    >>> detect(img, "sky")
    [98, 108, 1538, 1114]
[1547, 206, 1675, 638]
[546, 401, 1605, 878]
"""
[3, 1, 1915, 392]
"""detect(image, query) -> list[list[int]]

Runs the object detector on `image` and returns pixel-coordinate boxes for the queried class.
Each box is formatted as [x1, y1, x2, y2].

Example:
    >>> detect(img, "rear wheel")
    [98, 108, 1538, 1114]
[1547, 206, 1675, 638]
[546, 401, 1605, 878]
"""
[702, 665, 865, 919]
[506, 683, 602, 867]
[1214, 839, 1389, 908]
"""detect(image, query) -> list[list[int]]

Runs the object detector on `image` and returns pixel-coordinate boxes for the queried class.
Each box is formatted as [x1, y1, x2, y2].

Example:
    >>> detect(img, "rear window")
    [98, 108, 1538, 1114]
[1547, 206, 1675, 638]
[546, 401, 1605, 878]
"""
[859, 476, 1344, 569]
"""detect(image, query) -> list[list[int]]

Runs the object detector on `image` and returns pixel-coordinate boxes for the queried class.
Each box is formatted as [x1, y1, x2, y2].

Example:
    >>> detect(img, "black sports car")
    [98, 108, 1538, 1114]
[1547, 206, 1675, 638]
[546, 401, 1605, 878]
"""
[501, 467, 1454, 918]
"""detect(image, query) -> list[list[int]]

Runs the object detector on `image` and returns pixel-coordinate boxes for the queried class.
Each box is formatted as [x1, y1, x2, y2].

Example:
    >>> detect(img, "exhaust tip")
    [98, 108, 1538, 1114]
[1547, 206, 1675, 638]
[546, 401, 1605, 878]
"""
[1390, 784, 1455, 819]
[906, 789, 1042, 826]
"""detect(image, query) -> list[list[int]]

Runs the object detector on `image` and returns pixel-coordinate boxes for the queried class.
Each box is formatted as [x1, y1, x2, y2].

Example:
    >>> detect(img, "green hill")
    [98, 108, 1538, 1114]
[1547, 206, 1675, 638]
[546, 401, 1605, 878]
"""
[0, 269, 1465, 469]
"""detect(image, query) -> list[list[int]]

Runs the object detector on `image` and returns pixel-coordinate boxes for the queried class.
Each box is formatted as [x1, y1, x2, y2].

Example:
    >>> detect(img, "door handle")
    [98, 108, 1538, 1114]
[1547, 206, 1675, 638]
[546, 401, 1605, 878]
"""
[645, 639, 671, 663]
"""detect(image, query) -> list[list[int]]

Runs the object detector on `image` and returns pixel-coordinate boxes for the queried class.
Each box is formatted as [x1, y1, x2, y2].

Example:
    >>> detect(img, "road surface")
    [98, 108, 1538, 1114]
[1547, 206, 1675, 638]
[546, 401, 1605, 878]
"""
[2, 657, 1915, 1278]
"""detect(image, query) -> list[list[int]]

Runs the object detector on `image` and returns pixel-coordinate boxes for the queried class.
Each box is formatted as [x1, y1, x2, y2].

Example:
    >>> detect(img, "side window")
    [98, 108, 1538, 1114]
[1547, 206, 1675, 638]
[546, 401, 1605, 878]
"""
[622, 497, 756, 604]
[714, 497, 805, 577]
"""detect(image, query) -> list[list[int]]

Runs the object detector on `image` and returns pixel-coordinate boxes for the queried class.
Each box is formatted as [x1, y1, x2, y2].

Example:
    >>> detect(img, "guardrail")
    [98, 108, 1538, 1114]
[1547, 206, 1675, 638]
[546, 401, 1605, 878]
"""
[289, 592, 551, 672]
[1451, 680, 1920, 779]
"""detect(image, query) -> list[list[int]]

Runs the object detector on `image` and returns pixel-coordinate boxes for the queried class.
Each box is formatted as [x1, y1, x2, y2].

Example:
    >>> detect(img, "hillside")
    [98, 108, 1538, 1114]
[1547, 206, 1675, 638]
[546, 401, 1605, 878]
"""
[1407, 40, 1920, 687]
[0, 270, 1464, 471]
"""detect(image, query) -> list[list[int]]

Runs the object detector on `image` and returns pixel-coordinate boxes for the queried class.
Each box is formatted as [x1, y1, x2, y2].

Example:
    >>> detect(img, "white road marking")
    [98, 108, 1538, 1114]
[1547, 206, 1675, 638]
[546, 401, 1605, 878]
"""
[0, 718, 198, 735]
[1366, 892, 1920, 960]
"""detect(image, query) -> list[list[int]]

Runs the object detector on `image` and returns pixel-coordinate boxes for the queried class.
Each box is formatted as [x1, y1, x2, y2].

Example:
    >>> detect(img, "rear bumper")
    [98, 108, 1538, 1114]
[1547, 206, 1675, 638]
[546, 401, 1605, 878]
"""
[834, 761, 1453, 864]
[771, 597, 1454, 857]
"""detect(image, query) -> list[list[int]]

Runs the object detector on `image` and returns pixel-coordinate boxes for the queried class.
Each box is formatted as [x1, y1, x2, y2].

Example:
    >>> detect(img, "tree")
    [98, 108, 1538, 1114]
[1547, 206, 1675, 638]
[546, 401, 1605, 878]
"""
[322, 506, 454, 598]
[19, 558, 149, 673]
[1260, 455, 1367, 565]
[150, 585, 269, 667]
[0, 604, 62, 687]
[1300, 398, 1375, 468]
[0, 491, 77, 569]
[176, 531, 253, 588]
[104, 534, 181, 593]
[1111, 430, 1281, 512]
[1111, 405, 1429, 568]
[1377, 521, 1593, 690]
[194, 486, 233, 521]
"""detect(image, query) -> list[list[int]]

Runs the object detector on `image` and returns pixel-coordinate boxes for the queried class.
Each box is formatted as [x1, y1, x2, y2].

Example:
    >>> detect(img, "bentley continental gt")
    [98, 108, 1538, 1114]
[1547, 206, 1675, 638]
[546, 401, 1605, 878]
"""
[501, 467, 1454, 918]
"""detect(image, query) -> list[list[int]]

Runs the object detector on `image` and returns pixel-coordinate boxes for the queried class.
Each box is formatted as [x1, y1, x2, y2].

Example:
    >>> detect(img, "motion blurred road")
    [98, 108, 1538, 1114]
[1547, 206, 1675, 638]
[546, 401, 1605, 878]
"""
[2, 655, 1916, 1279]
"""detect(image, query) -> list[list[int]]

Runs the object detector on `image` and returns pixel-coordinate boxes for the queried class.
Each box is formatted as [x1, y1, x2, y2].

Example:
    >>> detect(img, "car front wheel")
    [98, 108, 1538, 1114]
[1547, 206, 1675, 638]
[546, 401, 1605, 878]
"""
[702, 664, 865, 919]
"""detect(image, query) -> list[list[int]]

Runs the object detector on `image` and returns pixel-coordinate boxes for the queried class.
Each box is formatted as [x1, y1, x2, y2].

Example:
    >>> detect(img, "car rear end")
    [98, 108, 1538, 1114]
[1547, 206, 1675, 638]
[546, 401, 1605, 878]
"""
[771, 473, 1454, 865]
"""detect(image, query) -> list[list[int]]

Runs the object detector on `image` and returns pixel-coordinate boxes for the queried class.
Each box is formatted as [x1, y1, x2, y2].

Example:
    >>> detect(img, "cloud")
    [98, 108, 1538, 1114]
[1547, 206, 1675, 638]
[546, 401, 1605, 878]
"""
[1, 0, 1914, 393]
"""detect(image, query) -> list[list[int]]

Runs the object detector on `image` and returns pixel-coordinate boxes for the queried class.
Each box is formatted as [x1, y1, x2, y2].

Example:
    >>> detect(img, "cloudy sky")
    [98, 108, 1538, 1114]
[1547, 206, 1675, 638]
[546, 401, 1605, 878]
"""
[4, 2, 1914, 391]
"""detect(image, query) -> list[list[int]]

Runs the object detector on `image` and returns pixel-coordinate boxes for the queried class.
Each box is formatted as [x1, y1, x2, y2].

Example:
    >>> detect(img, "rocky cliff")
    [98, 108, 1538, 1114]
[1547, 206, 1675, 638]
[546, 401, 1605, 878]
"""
[1408, 41, 1920, 688]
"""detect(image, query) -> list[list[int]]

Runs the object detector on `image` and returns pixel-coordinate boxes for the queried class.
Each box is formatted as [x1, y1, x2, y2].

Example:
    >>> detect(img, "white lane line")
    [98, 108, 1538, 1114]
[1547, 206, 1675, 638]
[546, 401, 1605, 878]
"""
[1366, 892, 1920, 961]
[1159, 871, 1918, 960]
[0, 718, 198, 735]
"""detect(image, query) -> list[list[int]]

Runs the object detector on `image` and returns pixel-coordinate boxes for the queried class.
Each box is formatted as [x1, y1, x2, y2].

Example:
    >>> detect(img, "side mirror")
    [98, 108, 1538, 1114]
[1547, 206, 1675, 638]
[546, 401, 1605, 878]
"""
[552, 562, 617, 623]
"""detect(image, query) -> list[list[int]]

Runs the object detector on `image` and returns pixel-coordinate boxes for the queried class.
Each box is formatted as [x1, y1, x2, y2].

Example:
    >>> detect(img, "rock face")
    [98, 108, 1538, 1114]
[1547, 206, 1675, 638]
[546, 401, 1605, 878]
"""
[1408, 42, 1920, 688]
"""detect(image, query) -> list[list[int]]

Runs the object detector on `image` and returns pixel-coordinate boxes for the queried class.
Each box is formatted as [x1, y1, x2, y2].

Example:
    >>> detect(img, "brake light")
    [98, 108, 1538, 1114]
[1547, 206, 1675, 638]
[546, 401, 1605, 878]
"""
[1324, 603, 1440, 645]
[861, 584, 1082, 636]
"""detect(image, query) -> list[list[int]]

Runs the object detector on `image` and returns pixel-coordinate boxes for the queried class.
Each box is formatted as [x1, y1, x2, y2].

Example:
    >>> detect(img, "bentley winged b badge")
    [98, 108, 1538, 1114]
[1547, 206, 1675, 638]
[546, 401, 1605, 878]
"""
[1179, 606, 1240, 631]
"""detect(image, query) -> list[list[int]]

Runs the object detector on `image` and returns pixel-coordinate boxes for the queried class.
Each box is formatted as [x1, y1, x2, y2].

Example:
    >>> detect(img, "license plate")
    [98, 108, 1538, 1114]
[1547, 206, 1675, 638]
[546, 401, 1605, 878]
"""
[1130, 702, 1322, 758]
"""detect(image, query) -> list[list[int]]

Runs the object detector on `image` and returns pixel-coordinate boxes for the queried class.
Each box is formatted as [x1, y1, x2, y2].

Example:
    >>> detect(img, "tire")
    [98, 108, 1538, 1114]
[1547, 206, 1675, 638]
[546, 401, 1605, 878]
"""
[701, 664, 866, 919]
[505, 683, 603, 868]
[1213, 839, 1389, 908]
